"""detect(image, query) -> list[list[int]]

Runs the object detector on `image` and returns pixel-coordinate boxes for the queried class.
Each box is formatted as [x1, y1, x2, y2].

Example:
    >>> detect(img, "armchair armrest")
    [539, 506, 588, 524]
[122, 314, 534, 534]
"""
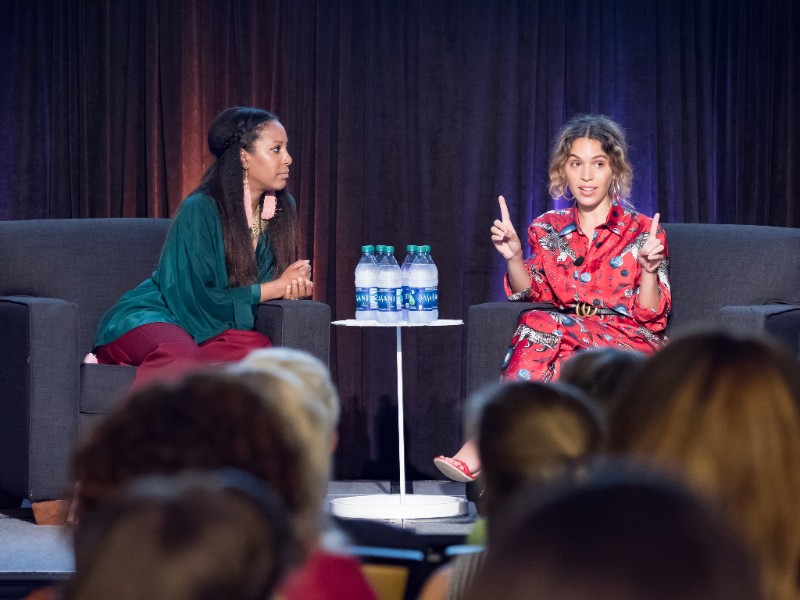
[716, 304, 800, 353]
[466, 302, 552, 395]
[255, 300, 331, 365]
[0, 296, 80, 502]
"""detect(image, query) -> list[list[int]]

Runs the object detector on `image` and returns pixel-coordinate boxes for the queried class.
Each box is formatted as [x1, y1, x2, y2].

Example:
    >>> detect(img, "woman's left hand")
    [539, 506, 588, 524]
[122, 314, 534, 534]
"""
[284, 277, 313, 300]
[638, 213, 665, 275]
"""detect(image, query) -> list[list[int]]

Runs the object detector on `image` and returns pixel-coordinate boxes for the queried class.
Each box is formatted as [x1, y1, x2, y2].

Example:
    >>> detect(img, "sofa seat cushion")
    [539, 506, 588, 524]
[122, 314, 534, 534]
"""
[80, 364, 136, 415]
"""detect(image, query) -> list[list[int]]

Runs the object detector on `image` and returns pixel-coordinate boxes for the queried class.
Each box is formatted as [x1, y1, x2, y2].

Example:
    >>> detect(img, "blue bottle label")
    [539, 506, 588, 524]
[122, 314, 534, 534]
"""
[402, 285, 409, 309]
[356, 287, 370, 311]
[377, 288, 399, 312]
[409, 287, 437, 311]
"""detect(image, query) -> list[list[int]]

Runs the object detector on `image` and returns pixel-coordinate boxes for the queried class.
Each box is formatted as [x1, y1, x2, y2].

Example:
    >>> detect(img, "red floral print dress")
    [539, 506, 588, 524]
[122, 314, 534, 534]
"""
[500, 202, 670, 382]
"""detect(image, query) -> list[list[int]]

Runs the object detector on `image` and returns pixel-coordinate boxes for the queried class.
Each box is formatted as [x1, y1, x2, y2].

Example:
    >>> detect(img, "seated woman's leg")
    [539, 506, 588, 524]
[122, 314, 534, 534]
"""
[96, 323, 203, 389]
[198, 329, 271, 363]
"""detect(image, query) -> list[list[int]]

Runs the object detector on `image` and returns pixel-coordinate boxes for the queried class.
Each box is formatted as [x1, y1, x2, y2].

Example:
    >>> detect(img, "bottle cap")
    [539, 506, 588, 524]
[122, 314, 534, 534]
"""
[362, 245, 375, 253]
[386, 245, 395, 253]
[376, 245, 386, 253]
[406, 244, 416, 252]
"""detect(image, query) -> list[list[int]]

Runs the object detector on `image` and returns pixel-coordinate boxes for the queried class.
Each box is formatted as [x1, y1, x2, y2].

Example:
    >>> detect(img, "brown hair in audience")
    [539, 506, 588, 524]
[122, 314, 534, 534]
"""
[609, 330, 800, 600]
[470, 380, 605, 539]
[558, 347, 646, 415]
[468, 464, 763, 600]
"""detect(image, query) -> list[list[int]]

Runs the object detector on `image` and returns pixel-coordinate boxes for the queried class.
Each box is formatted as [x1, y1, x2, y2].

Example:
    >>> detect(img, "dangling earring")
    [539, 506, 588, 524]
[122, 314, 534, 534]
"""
[262, 194, 277, 221]
[243, 164, 260, 240]
[610, 179, 622, 201]
[243, 165, 251, 207]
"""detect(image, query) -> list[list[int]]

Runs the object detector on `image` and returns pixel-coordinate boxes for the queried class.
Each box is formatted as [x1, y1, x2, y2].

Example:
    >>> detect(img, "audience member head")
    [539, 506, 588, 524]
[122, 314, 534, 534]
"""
[558, 348, 646, 415]
[234, 346, 340, 438]
[548, 114, 634, 207]
[609, 329, 800, 600]
[468, 464, 763, 600]
[226, 349, 340, 543]
[69, 371, 321, 551]
[65, 469, 295, 600]
[468, 381, 604, 535]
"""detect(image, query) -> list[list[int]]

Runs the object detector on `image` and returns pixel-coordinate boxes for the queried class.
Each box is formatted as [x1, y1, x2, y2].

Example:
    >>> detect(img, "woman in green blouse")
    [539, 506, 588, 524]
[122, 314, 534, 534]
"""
[94, 107, 312, 388]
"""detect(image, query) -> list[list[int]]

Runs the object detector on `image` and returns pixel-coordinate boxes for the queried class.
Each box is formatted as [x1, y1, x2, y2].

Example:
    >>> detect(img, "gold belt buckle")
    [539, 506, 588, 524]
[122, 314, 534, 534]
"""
[574, 302, 598, 317]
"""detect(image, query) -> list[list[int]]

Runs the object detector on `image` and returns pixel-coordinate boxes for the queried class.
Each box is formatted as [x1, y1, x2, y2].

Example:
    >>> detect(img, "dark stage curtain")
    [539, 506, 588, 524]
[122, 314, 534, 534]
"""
[1, 0, 798, 478]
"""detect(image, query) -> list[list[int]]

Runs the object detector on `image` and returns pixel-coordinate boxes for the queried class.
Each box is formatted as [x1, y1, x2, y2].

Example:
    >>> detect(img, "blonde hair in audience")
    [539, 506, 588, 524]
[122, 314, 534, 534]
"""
[228, 356, 335, 547]
[609, 330, 800, 600]
[237, 347, 340, 435]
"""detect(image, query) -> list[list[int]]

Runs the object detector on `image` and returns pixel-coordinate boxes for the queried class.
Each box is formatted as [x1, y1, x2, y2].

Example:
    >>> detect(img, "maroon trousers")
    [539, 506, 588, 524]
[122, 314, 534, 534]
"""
[96, 323, 271, 390]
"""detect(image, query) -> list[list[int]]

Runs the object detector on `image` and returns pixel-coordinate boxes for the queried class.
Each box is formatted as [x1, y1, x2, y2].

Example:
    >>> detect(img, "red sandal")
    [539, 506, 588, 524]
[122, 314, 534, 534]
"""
[433, 456, 481, 482]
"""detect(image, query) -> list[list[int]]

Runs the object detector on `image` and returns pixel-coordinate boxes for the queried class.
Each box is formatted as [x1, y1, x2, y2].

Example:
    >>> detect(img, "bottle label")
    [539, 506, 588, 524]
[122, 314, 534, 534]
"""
[369, 287, 378, 311]
[356, 287, 371, 312]
[377, 287, 399, 312]
[402, 285, 409, 310]
[408, 287, 438, 311]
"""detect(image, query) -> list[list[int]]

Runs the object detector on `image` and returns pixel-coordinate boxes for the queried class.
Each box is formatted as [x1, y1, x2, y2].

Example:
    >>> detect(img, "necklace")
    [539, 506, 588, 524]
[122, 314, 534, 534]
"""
[250, 215, 263, 240]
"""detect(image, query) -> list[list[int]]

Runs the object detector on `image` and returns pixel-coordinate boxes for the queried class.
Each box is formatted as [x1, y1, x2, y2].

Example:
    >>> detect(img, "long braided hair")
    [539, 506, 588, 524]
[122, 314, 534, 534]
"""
[195, 107, 299, 287]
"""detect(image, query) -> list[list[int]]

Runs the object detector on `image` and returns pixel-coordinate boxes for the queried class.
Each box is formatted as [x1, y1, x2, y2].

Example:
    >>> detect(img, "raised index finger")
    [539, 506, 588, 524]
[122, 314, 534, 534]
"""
[498, 195, 511, 223]
[649, 212, 660, 237]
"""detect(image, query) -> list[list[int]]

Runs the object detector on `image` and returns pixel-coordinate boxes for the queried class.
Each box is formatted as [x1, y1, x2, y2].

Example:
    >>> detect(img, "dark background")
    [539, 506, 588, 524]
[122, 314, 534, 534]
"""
[1, 0, 798, 479]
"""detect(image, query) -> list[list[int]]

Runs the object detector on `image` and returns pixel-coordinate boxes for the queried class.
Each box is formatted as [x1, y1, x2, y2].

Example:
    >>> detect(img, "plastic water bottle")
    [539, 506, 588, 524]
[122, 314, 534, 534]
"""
[407, 249, 429, 323]
[421, 245, 439, 322]
[400, 245, 417, 321]
[377, 245, 402, 323]
[355, 245, 378, 321]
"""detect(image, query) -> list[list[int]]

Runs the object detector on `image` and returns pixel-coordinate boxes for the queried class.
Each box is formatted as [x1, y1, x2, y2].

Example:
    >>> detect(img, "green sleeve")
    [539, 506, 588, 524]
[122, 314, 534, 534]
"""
[154, 194, 263, 343]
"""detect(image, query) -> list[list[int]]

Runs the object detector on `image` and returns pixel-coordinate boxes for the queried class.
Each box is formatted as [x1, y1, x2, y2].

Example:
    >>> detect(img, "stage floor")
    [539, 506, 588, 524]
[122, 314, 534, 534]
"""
[0, 480, 475, 598]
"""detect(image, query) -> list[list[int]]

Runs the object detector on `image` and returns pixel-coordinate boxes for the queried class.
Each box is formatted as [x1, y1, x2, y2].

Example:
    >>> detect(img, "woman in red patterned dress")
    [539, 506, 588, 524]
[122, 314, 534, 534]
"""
[435, 114, 671, 482]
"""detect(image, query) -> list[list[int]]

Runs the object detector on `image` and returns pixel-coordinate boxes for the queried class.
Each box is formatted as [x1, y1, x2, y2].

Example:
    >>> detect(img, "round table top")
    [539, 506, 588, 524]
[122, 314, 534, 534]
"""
[332, 318, 463, 327]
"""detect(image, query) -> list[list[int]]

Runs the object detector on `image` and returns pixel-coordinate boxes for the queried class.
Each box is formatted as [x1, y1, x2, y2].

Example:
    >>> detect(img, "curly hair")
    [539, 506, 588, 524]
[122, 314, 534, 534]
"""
[195, 107, 300, 287]
[66, 470, 296, 600]
[548, 114, 634, 209]
[69, 372, 316, 549]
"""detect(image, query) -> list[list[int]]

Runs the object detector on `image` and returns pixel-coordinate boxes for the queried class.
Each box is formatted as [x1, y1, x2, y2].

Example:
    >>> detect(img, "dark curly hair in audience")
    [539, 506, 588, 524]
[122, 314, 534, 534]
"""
[65, 470, 296, 600]
[69, 372, 308, 542]
[196, 106, 299, 286]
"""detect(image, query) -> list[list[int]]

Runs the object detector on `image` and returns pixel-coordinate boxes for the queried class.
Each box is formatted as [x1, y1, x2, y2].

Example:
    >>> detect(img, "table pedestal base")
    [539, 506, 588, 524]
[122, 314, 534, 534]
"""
[329, 494, 467, 520]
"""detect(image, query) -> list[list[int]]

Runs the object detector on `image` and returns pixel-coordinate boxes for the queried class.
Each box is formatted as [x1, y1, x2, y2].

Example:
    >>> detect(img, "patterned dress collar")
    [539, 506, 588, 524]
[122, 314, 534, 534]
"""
[560, 201, 634, 238]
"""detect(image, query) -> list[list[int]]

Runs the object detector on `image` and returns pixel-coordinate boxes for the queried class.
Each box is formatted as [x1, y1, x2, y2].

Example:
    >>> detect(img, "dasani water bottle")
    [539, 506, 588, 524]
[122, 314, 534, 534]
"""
[355, 245, 378, 321]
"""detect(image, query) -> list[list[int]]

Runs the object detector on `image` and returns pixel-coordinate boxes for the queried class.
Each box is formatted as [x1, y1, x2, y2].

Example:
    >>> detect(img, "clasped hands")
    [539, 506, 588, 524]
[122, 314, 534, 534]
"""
[279, 259, 313, 299]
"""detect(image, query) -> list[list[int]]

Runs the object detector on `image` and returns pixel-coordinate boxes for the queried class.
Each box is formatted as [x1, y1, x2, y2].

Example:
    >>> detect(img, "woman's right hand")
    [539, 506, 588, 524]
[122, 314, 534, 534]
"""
[491, 196, 522, 262]
[259, 259, 313, 301]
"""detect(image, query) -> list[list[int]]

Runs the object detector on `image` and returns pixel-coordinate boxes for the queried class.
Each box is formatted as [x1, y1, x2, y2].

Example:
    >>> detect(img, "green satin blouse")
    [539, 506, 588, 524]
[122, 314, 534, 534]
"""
[94, 193, 276, 348]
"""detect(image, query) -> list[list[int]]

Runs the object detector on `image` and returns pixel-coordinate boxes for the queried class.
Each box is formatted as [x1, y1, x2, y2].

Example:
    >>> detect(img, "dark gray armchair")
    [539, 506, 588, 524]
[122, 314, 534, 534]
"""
[0, 219, 330, 515]
[466, 223, 800, 395]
